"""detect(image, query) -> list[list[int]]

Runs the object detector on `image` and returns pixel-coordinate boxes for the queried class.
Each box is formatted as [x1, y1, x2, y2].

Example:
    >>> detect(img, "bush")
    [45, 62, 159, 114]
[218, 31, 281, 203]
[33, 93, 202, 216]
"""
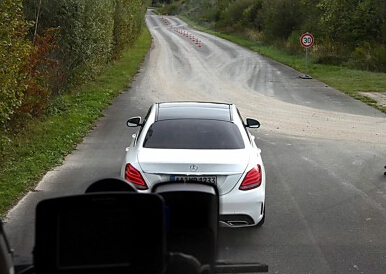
[160, 1, 180, 15]
[56, 0, 115, 88]
[1, 0, 148, 141]
[285, 31, 304, 56]
[0, 0, 32, 141]
[262, 0, 302, 41]
[350, 43, 386, 72]
[217, 0, 254, 31]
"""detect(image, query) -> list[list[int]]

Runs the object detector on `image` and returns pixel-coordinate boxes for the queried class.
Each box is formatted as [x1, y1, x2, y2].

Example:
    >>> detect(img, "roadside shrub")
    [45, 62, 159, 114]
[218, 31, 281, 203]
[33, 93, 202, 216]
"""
[285, 31, 305, 56]
[32, 0, 147, 87]
[57, 0, 115, 88]
[18, 28, 60, 120]
[262, 0, 302, 42]
[0, 0, 32, 141]
[244, 29, 263, 43]
[217, 0, 254, 31]
[235, 0, 262, 31]
[1, 0, 148, 139]
[315, 54, 347, 66]
[349, 43, 386, 72]
[160, 1, 180, 15]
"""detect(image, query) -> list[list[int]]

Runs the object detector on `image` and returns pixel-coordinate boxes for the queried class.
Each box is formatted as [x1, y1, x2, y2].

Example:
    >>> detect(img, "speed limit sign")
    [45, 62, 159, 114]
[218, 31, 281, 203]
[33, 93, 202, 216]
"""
[300, 33, 314, 48]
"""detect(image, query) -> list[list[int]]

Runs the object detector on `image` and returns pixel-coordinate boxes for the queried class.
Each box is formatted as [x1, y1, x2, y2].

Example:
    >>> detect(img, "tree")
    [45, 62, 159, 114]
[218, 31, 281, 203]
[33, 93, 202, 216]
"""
[262, 0, 302, 41]
[0, 0, 32, 136]
[317, 0, 386, 46]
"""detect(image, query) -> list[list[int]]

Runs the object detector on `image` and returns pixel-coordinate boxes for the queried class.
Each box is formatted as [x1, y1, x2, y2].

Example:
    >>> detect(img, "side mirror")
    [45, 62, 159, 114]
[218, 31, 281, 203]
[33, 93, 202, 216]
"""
[246, 118, 260, 128]
[127, 117, 142, 127]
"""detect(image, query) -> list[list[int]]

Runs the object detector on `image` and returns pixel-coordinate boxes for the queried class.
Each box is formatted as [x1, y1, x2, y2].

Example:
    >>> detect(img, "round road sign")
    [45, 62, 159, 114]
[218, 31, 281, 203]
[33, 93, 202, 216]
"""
[300, 33, 314, 48]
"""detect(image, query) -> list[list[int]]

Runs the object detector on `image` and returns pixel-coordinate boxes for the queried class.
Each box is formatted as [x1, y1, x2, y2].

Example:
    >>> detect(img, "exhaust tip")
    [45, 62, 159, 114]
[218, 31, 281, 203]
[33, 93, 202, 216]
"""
[219, 214, 254, 227]
[227, 221, 249, 226]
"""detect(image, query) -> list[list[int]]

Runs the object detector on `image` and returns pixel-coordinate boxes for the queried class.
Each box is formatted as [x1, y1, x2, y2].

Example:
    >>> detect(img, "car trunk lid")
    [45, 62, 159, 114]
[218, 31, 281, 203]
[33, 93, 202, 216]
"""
[137, 148, 249, 195]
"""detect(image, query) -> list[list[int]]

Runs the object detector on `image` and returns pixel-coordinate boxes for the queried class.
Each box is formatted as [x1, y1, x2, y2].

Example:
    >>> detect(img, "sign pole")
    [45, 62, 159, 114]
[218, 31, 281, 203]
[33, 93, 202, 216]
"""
[300, 32, 314, 79]
[306, 47, 309, 75]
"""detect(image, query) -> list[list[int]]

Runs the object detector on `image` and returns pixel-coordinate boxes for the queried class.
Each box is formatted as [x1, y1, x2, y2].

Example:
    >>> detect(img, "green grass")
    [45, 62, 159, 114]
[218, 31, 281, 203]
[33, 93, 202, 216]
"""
[0, 27, 152, 217]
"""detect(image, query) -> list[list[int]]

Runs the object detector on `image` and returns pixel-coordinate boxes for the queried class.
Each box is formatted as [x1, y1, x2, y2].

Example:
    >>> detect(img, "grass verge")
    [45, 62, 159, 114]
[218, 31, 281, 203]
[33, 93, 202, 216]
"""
[0, 26, 152, 217]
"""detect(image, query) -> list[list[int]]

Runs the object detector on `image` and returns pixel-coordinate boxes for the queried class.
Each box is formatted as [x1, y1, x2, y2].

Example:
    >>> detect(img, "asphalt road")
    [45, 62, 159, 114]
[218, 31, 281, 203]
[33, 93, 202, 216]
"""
[5, 12, 386, 273]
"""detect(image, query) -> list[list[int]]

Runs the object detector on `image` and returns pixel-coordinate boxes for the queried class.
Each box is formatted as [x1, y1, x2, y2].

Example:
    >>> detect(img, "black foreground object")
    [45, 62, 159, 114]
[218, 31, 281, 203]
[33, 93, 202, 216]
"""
[0, 219, 14, 274]
[152, 181, 219, 273]
[85, 177, 136, 193]
[152, 181, 268, 274]
[33, 193, 166, 274]
[7, 178, 268, 273]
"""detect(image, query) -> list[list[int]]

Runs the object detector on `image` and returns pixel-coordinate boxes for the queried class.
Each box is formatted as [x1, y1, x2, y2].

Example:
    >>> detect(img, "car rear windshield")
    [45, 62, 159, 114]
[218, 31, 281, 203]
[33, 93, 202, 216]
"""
[143, 119, 245, 149]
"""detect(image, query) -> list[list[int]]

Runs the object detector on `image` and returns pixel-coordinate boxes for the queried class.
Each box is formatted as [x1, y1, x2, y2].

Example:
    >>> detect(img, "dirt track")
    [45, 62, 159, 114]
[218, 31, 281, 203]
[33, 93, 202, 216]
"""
[143, 15, 386, 146]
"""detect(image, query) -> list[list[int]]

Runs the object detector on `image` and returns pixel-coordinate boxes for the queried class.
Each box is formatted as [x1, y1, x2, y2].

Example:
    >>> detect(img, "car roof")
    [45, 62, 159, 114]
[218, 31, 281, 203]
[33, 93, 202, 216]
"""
[155, 102, 233, 122]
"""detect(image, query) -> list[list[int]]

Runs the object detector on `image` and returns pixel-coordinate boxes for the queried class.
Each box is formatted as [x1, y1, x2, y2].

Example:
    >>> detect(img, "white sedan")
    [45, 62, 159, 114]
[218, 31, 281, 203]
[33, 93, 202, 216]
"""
[120, 102, 266, 227]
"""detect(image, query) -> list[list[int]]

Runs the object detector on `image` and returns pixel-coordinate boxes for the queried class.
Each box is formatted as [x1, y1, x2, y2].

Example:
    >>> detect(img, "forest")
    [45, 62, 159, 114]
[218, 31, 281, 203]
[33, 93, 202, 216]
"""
[156, 0, 386, 72]
[0, 0, 149, 145]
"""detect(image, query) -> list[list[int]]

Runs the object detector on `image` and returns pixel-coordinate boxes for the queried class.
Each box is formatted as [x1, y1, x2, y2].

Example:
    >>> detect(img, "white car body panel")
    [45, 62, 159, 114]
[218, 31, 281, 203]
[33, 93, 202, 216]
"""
[120, 102, 266, 227]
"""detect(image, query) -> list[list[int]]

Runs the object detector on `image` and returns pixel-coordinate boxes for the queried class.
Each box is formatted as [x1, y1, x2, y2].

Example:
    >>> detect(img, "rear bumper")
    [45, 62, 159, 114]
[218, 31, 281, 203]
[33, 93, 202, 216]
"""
[121, 171, 266, 227]
[219, 186, 265, 227]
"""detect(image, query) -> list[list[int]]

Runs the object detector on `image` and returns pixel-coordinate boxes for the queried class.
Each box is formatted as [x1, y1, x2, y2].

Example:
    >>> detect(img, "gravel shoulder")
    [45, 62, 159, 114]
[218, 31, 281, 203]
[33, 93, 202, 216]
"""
[360, 92, 386, 107]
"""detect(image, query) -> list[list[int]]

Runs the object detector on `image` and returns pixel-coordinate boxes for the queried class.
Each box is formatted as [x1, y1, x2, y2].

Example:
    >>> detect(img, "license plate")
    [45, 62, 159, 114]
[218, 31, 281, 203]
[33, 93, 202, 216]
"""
[170, 175, 217, 184]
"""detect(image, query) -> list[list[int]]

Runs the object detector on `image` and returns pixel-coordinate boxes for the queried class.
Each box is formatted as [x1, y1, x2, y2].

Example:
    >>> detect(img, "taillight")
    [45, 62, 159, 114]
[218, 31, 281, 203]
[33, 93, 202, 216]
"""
[239, 165, 262, 191]
[125, 164, 148, 190]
